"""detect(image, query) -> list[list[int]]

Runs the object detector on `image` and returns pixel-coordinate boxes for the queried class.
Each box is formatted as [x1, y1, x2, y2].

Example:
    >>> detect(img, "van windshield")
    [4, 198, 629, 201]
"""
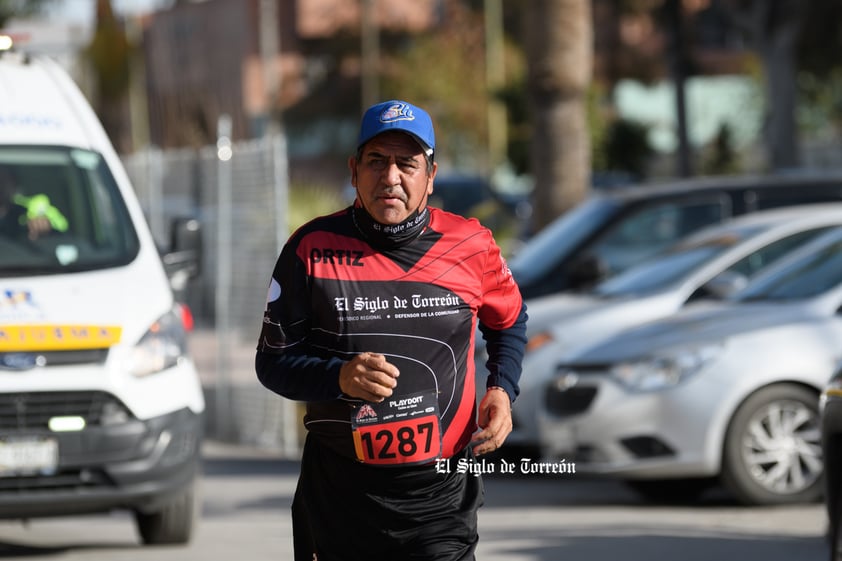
[0, 146, 140, 275]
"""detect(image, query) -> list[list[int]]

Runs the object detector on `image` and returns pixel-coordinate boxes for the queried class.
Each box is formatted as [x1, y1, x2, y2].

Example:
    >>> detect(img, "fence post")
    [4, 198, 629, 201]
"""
[146, 147, 164, 244]
[269, 132, 299, 458]
[215, 115, 234, 441]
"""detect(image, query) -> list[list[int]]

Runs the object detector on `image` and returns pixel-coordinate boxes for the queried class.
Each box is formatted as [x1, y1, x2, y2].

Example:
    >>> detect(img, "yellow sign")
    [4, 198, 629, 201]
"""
[0, 325, 122, 351]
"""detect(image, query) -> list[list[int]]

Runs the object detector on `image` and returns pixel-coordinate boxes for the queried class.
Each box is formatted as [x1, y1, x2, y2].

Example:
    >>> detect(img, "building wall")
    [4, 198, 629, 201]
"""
[143, 0, 251, 147]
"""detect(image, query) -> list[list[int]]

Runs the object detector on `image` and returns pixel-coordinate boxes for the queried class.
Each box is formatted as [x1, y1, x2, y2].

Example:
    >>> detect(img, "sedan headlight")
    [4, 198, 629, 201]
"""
[610, 342, 724, 392]
[127, 306, 189, 377]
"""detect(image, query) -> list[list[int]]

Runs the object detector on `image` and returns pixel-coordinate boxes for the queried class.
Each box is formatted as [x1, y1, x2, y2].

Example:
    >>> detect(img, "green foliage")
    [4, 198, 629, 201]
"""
[587, 83, 613, 172]
[287, 183, 346, 234]
[495, 80, 528, 174]
[798, 69, 842, 137]
[700, 122, 740, 175]
[85, 0, 132, 102]
[600, 118, 653, 178]
[379, 3, 488, 166]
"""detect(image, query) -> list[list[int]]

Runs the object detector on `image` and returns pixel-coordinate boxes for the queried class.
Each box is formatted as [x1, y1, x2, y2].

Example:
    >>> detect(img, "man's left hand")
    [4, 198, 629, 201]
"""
[471, 388, 512, 456]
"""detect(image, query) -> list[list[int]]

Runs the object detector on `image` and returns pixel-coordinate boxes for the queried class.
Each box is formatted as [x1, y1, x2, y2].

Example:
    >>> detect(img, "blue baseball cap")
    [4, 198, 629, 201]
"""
[357, 100, 435, 157]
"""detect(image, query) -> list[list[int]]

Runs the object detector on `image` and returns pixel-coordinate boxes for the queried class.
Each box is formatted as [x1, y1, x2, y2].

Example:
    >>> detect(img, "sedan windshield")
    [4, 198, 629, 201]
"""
[0, 146, 140, 276]
[592, 223, 767, 297]
[734, 229, 842, 302]
[508, 197, 619, 287]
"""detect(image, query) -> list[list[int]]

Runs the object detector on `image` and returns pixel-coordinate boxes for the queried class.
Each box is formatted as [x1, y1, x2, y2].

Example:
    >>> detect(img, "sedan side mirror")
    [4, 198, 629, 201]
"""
[568, 255, 609, 291]
[700, 270, 748, 299]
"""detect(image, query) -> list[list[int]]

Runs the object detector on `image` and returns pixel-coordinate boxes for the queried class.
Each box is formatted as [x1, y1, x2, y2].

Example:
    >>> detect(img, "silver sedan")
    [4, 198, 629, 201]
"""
[537, 226, 842, 505]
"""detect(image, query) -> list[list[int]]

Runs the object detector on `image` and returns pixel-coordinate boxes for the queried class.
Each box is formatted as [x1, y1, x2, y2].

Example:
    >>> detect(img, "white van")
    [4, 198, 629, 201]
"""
[0, 41, 205, 544]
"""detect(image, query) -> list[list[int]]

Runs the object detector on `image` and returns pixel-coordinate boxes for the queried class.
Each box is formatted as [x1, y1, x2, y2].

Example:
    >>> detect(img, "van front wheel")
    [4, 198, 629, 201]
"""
[134, 482, 198, 545]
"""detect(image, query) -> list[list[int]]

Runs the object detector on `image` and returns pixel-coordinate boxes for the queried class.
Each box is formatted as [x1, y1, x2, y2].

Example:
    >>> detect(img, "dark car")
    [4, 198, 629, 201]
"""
[821, 360, 842, 560]
[510, 172, 842, 299]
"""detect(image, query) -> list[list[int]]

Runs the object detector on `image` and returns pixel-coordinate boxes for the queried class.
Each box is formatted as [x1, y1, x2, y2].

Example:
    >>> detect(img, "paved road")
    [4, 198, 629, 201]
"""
[0, 440, 829, 561]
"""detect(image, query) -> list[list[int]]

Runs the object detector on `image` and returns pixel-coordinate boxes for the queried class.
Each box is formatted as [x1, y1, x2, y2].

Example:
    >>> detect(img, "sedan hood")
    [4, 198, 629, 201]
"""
[570, 301, 820, 363]
[523, 292, 606, 332]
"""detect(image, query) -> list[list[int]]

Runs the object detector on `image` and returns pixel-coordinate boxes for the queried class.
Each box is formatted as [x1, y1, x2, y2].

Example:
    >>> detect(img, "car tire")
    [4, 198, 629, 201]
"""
[624, 477, 715, 504]
[721, 383, 824, 506]
[134, 482, 198, 545]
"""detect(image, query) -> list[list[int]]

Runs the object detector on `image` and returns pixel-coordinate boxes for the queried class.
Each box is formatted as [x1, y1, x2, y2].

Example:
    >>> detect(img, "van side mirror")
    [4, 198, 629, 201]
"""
[162, 217, 202, 292]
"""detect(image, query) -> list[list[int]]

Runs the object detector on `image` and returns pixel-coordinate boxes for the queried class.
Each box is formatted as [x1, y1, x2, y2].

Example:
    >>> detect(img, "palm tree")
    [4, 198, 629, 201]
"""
[525, 0, 593, 231]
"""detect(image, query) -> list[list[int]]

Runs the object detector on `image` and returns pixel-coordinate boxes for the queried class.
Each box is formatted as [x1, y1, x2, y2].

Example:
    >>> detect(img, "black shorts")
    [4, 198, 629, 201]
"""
[291, 433, 484, 561]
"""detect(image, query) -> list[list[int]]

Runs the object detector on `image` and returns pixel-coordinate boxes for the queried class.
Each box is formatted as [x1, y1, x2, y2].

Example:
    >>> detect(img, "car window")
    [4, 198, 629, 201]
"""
[593, 244, 726, 297]
[735, 231, 842, 301]
[726, 228, 833, 277]
[583, 197, 728, 276]
[508, 197, 620, 287]
[753, 187, 842, 211]
[592, 221, 764, 297]
[0, 146, 140, 275]
[595, 225, 837, 298]
[428, 177, 489, 216]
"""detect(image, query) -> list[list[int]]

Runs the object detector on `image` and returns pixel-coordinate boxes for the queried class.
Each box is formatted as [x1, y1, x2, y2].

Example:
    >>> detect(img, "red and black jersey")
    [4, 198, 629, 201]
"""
[256, 206, 524, 461]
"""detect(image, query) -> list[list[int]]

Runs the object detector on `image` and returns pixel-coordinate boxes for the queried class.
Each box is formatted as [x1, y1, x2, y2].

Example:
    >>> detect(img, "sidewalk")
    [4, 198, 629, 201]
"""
[187, 328, 303, 457]
[188, 328, 256, 388]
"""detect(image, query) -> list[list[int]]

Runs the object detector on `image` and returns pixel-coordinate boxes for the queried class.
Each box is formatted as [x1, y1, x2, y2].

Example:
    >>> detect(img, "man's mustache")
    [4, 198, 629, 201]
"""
[376, 188, 407, 202]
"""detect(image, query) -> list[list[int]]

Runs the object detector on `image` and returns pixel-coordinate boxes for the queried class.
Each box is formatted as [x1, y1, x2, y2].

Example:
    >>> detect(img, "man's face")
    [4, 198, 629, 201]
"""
[349, 131, 436, 225]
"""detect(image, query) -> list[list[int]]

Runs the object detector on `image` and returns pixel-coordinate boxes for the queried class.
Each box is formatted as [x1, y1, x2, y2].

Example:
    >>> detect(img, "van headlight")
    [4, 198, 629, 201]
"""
[610, 342, 724, 392]
[128, 308, 188, 377]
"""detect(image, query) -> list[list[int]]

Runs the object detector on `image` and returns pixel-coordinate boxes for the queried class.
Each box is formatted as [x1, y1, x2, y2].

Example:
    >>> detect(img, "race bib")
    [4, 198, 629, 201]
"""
[351, 389, 442, 466]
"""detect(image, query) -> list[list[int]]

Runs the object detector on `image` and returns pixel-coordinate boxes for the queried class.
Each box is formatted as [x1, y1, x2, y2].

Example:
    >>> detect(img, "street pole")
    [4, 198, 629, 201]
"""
[215, 114, 233, 442]
[259, 0, 296, 458]
[666, 0, 693, 178]
[485, 0, 507, 174]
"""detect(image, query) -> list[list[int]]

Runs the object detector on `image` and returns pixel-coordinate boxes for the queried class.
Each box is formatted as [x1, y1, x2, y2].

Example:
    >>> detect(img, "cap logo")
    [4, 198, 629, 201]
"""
[380, 103, 415, 124]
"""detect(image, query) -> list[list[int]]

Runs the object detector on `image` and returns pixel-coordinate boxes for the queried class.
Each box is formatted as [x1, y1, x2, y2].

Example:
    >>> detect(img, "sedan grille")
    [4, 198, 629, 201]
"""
[544, 385, 598, 416]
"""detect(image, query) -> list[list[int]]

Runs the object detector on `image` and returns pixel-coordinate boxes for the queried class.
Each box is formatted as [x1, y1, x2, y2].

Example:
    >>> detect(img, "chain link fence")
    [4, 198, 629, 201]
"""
[119, 131, 842, 457]
[121, 132, 300, 457]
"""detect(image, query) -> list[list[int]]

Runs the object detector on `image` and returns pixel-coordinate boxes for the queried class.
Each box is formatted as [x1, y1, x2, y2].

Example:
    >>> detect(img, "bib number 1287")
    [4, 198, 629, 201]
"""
[355, 419, 440, 465]
[351, 390, 442, 466]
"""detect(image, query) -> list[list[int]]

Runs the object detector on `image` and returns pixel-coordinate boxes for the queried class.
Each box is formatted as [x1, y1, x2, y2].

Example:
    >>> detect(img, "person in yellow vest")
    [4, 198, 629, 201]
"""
[0, 166, 67, 241]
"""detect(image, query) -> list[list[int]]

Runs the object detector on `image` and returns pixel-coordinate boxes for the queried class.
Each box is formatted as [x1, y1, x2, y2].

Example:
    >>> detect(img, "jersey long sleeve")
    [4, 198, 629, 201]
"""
[479, 302, 528, 402]
[255, 206, 526, 459]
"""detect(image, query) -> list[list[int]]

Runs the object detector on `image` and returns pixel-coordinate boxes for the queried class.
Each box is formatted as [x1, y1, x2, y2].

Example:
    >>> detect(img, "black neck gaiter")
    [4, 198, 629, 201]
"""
[352, 204, 430, 250]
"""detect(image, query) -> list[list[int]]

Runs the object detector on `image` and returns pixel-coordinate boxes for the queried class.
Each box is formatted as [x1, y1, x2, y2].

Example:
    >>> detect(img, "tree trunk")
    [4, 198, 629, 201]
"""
[760, 15, 800, 170]
[716, 0, 805, 171]
[526, 0, 593, 232]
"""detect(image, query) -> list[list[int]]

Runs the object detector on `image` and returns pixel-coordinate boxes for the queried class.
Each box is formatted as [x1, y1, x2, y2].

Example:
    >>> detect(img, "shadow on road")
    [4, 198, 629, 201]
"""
[201, 456, 300, 478]
[480, 526, 826, 561]
[0, 540, 138, 558]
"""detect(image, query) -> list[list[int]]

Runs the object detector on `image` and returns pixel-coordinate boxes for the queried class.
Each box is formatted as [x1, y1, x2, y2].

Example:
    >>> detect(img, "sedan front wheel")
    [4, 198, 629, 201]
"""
[721, 383, 824, 506]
